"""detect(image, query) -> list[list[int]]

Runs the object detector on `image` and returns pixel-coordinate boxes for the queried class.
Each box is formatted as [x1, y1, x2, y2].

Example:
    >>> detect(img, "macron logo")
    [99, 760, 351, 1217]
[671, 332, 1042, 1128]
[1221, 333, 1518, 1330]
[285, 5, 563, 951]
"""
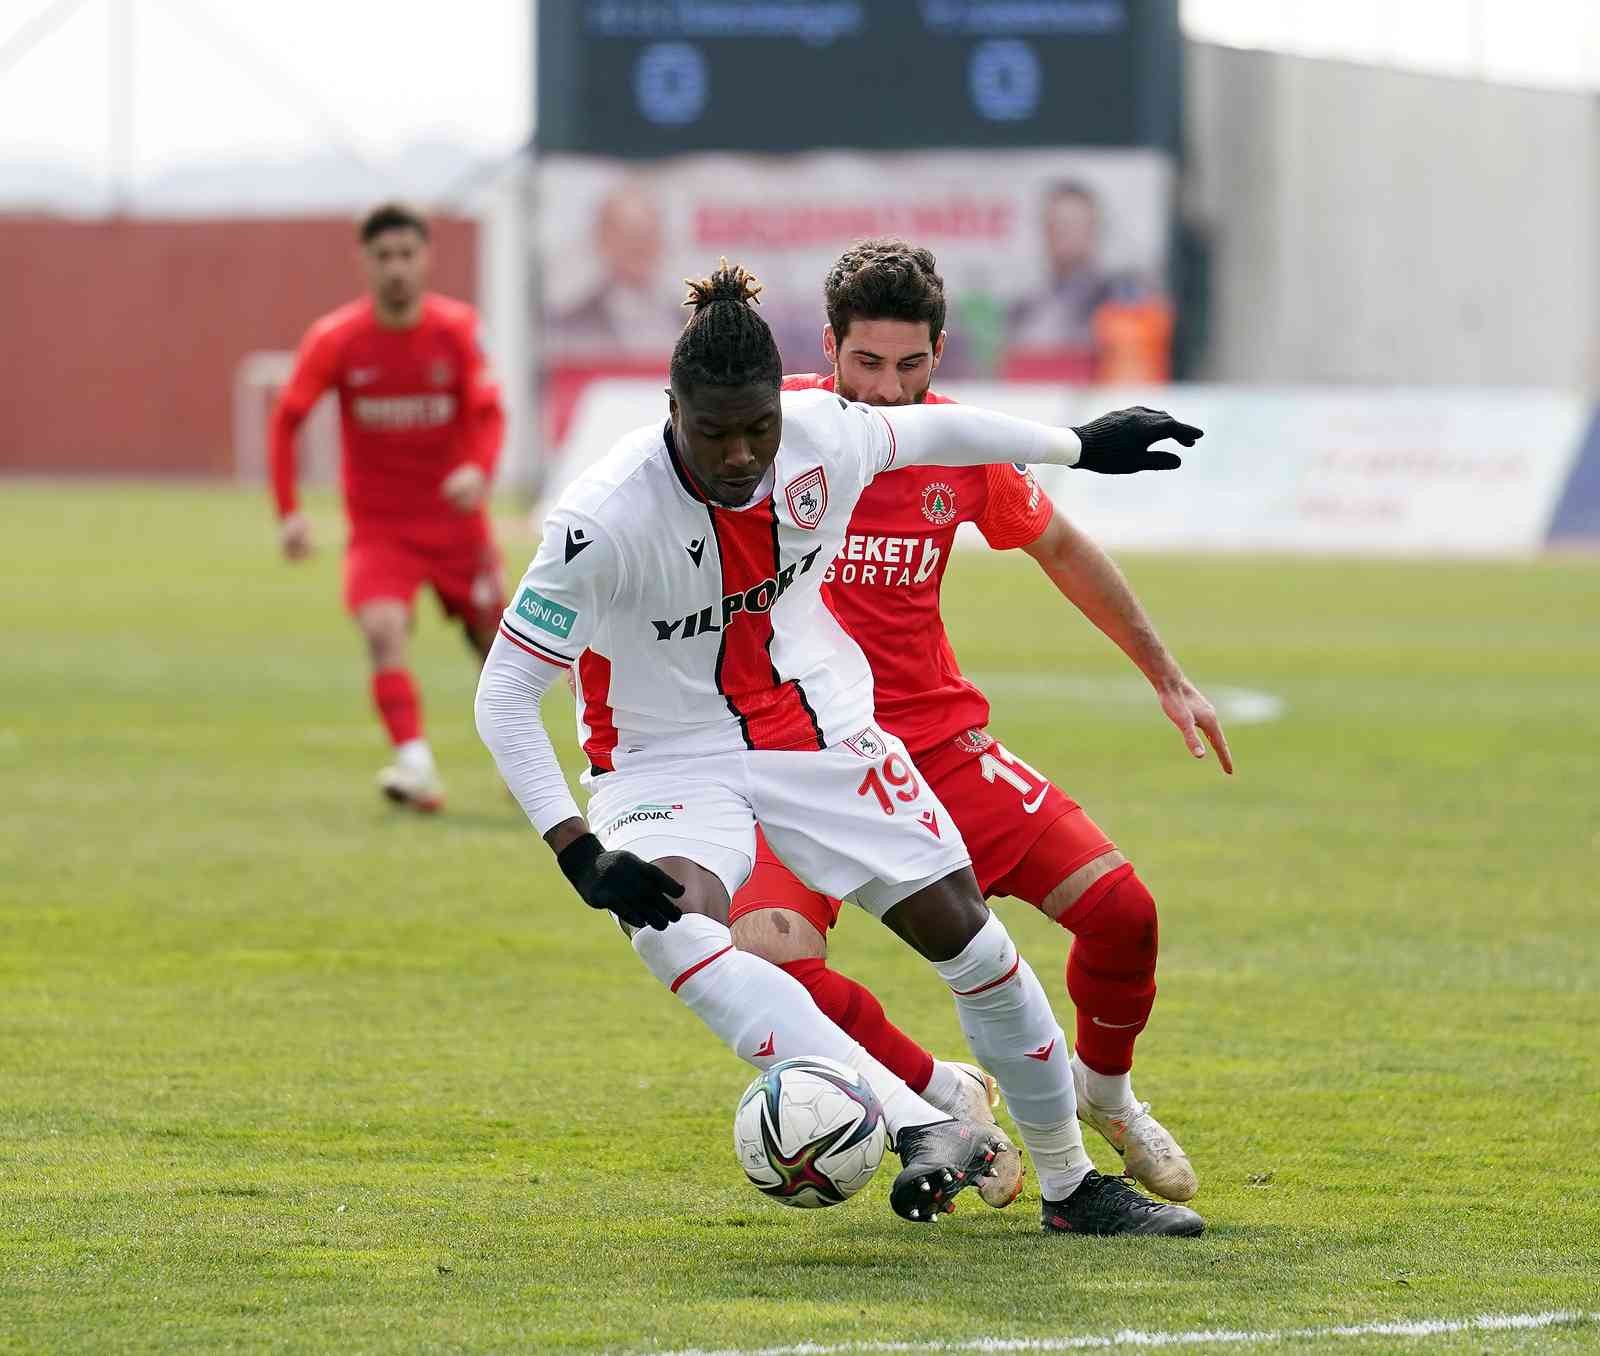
[564, 527, 592, 563]
[753, 1032, 776, 1059]
[686, 537, 706, 567]
[1025, 1039, 1056, 1063]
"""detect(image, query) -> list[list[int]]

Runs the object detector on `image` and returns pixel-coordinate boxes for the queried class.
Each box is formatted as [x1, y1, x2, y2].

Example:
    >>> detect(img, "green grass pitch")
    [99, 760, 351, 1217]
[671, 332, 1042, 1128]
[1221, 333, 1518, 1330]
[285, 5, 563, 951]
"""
[2, 485, 1598, 1354]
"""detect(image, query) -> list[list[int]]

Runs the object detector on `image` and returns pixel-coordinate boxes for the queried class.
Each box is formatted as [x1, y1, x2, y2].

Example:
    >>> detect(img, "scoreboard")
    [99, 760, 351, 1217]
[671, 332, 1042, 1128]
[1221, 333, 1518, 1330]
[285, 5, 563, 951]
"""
[536, 1, 1181, 156]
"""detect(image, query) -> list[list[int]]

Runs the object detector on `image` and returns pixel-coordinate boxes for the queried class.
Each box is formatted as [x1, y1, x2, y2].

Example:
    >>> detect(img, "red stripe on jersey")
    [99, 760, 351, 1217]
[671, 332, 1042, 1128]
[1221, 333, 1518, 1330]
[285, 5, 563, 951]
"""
[709, 500, 825, 752]
[498, 622, 570, 668]
[577, 649, 619, 772]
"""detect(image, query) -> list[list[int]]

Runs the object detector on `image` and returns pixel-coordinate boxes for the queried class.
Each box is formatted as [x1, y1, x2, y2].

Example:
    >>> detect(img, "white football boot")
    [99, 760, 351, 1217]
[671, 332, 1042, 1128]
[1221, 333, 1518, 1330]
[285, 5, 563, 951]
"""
[945, 1063, 1025, 1208]
[1071, 1057, 1198, 1202]
[376, 761, 445, 813]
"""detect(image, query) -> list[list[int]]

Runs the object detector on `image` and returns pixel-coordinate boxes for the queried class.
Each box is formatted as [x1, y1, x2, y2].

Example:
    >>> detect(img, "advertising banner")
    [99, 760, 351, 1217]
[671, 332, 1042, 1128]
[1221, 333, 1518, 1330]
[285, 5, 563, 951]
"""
[546, 381, 1590, 556]
[539, 148, 1175, 437]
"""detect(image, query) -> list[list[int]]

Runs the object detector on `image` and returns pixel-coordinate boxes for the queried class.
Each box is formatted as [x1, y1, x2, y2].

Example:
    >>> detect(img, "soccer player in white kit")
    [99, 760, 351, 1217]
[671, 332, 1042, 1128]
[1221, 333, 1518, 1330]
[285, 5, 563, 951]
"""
[477, 264, 1205, 1232]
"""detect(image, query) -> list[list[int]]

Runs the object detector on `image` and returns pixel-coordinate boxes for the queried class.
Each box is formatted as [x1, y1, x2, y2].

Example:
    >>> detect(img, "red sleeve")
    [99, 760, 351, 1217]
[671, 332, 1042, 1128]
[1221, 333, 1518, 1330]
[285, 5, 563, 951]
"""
[269, 320, 341, 517]
[976, 462, 1054, 550]
[453, 311, 505, 476]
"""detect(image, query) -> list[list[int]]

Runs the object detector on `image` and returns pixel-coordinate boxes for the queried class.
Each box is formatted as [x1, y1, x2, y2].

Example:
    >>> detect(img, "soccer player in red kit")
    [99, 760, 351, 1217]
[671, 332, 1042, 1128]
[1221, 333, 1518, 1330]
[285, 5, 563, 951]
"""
[270, 202, 506, 812]
[729, 240, 1233, 1209]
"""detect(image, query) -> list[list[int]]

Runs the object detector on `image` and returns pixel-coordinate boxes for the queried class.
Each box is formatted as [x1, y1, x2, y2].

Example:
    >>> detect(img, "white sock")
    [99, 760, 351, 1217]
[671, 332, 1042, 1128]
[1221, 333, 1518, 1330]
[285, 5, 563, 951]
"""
[933, 911, 1090, 1200]
[1080, 1063, 1135, 1114]
[396, 738, 434, 773]
[921, 1060, 971, 1116]
[632, 914, 944, 1139]
[1014, 1116, 1094, 1202]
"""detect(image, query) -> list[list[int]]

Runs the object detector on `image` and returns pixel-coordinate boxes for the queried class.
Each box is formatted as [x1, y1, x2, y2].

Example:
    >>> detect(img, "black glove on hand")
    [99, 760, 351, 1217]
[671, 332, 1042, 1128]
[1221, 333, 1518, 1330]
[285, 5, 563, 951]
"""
[1071, 406, 1203, 474]
[557, 833, 685, 931]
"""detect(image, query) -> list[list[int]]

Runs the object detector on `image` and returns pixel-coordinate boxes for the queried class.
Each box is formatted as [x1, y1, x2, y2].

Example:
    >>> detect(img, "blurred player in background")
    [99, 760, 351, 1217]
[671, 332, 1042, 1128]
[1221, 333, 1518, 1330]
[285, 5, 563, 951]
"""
[269, 202, 506, 813]
[729, 239, 1232, 1209]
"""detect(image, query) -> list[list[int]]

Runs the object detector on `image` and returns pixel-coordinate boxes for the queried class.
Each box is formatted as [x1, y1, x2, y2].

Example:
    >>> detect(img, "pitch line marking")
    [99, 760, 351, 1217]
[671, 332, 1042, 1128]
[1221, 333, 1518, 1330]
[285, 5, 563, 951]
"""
[643, 1309, 1595, 1356]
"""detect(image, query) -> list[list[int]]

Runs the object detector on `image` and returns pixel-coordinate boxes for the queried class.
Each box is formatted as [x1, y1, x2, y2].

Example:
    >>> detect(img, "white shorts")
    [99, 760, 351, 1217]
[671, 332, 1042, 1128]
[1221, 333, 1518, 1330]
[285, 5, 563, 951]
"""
[584, 723, 972, 918]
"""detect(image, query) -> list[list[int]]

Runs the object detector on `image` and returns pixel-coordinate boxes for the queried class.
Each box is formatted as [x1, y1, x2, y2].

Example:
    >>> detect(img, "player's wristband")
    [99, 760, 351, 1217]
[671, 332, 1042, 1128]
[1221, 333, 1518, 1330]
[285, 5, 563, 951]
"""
[556, 832, 605, 893]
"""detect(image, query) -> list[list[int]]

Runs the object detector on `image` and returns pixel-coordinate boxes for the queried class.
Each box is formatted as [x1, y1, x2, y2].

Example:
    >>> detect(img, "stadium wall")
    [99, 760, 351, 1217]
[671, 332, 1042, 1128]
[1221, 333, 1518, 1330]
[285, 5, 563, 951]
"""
[0, 215, 477, 476]
[1185, 42, 1600, 390]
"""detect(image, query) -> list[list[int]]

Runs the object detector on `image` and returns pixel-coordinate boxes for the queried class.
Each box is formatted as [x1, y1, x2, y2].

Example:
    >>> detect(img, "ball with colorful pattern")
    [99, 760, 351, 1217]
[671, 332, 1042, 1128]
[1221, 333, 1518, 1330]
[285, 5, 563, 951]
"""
[732, 1056, 888, 1208]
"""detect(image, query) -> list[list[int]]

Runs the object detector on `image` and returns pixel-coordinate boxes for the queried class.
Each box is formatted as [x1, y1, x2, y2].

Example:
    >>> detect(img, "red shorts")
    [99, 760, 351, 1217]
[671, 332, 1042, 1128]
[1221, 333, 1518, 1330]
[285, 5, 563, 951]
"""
[729, 728, 1117, 936]
[344, 522, 505, 628]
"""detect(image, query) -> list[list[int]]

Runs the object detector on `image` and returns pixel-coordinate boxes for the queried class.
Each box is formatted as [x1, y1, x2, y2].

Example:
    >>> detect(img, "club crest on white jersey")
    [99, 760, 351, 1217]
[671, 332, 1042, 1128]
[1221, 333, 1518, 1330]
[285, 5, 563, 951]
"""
[784, 465, 828, 529]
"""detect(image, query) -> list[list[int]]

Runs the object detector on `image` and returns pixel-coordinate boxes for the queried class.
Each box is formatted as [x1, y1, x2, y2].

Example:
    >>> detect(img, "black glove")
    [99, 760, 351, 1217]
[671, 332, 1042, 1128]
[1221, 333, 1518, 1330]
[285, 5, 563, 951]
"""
[557, 832, 684, 931]
[1071, 406, 1202, 474]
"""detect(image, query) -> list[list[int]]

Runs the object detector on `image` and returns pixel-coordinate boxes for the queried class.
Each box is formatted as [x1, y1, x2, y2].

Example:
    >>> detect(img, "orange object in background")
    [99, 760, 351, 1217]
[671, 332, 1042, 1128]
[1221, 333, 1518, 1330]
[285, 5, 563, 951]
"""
[1093, 296, 1173, 384]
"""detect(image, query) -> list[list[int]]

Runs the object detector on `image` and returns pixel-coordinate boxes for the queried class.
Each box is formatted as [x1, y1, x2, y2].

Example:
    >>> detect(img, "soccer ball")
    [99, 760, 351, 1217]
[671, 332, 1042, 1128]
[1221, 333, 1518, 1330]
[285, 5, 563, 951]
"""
[733, 1057, 888, 1208]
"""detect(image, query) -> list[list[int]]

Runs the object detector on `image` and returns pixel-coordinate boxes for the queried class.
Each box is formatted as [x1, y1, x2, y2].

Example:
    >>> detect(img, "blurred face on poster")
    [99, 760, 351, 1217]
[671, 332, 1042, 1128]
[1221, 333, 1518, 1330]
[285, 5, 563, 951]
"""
[363, 227, 429, 319]
[1043, 185, 1100, 278]
[823, 318, 945, 406]
[597, 184, 664, 289]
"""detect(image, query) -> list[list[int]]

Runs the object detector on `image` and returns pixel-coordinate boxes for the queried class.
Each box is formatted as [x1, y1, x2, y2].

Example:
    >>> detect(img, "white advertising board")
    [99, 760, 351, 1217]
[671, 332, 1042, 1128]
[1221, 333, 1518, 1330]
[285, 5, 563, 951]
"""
[544, 382, 1588, 557]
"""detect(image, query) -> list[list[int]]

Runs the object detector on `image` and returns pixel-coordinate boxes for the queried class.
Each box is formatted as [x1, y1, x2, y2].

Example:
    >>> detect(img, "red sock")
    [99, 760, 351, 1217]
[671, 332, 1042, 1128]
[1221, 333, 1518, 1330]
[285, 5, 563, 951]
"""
[372, 668, 423, 746]
[1059, 863, 1158, 1076]
[780, 957, 935, 1094]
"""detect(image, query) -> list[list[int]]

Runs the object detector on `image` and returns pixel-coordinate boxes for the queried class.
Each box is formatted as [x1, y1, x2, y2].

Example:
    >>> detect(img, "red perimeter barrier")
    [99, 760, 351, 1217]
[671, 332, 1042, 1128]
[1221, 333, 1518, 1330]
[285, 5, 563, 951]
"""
[0, 215, 477, 476]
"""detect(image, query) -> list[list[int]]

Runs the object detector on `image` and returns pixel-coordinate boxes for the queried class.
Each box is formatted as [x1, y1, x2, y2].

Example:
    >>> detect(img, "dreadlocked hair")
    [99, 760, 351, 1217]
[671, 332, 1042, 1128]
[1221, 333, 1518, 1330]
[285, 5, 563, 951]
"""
[670, 259, 783, 395]
[825, 237, 946, 344]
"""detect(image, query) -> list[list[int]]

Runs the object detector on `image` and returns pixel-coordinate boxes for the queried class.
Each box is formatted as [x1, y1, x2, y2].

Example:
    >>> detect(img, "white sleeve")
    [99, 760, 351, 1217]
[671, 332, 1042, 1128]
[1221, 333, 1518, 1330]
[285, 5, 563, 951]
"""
[475, 633, 582, 835]
[867, 402, 1083, 476]
[498, 506, 615, 665]
[476, 504, 618, 836]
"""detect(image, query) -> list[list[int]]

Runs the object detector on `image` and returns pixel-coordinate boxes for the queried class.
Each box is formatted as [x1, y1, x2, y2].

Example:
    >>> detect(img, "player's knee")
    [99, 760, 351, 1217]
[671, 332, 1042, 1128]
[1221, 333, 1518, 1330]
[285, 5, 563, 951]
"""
[731, 908, 828, 965]
[631, 910, 727, 990]
[1064, 863, 1158, 962]
[652, 855, 732, 924]
[881, 868, 990, 963]
[357, 603, 410, 667]
[1042, 850, 1128, 925]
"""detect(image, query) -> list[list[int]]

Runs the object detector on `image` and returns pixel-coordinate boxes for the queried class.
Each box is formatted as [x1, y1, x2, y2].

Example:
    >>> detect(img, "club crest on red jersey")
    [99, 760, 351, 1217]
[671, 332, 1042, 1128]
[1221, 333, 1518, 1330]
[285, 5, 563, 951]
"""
[921, 481, 958, 526]
[784, 466, 828, 530]
[954, 728, 994, 753]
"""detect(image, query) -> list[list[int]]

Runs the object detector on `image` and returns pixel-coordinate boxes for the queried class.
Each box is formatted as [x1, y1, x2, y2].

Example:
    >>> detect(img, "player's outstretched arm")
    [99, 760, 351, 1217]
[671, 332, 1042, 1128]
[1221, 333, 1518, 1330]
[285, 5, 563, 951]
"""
[474, 636, 684, 930]
[871, 402, 1201, 476]
[1020, 511, 1233, 775]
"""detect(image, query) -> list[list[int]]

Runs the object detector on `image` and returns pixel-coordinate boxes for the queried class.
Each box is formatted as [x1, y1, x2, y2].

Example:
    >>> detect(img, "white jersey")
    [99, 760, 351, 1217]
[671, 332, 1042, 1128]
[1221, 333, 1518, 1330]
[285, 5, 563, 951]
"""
[481, 388, 1078, 834]
[500, 389, 900, 773]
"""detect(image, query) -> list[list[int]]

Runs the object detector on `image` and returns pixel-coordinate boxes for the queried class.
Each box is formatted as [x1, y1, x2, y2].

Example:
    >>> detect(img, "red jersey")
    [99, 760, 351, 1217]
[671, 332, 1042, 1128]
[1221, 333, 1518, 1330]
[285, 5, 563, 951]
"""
[270, 293, 503, 530]
[783, 373, 1054, 757]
